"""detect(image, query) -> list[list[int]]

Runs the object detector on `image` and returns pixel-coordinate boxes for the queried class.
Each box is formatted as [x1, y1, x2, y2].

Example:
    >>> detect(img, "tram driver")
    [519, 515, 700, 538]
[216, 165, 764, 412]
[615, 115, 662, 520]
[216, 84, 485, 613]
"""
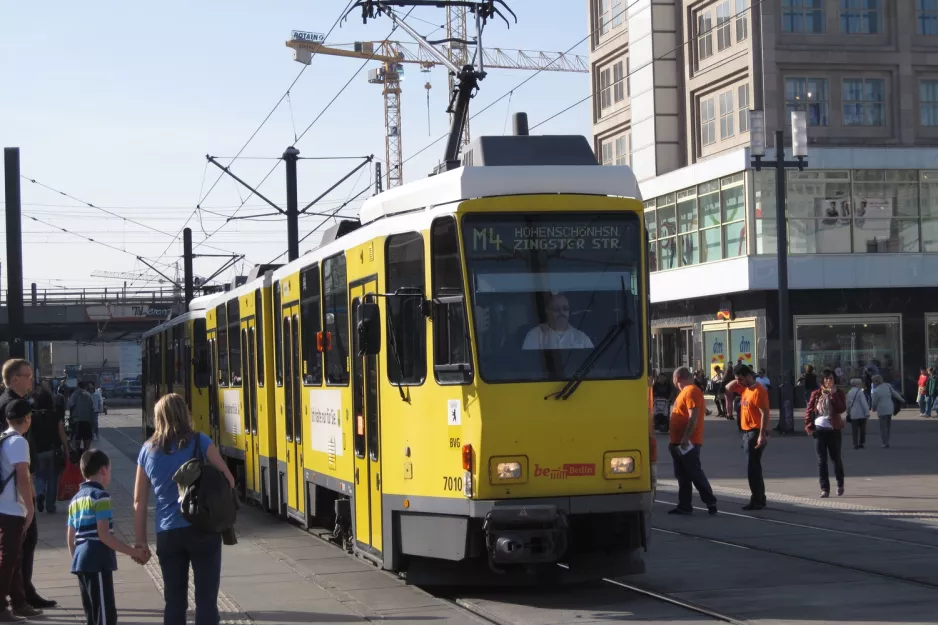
[521, 293, 594, 351]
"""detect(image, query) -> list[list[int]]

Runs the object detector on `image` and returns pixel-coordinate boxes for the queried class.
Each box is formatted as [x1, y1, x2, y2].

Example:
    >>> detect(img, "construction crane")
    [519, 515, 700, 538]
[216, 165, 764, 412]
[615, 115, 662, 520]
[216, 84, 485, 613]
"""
[287, 28, 587, 188]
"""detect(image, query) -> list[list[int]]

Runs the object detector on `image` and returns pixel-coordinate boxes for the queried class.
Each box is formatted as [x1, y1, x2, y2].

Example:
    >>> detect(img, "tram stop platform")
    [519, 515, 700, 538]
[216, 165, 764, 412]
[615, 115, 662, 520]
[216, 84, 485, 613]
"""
[27, 408, 938, 625]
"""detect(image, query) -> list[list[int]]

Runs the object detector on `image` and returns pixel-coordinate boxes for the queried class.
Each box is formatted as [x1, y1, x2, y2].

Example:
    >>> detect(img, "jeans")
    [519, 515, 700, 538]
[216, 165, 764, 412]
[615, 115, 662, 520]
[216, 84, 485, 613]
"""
[918, 393, 927, 415]
[156, 526, 222, 625]
[34, 450, 59, 513]
[92, 411, 99, 438]
[21, 512, 36, 601]
[741, 430, 766, 506]
[0, 513, 28, 611]
[878, 413, 892, 446]
[926, 396, 936, 417]
[714, 394, 726, 417]
[814, 429, 845, 492]
[850, 419, 868, 448]
[669, 445, 716, 510]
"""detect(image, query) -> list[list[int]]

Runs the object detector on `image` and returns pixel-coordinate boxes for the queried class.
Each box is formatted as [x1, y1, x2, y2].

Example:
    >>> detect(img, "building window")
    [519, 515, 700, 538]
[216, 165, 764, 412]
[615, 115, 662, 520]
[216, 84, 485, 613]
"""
[738, 84, 750, 132]
[719, 91, 735, 139]
[919, 0, 938, 35]
[601, 140, 613, 165]
[840, 0, 882, 34]
[613, 61, 625, 103]
[701, 98, 716, 146]
[599, 0, 610, 35]
[615, 133, 629, 165]
[735, 0, 748, 41]
[921, 80, 938, 126]
[625, 58, 630, 96]
[600, 68, 612, 110]
[843, 78, 885, 126]
[782, 0, 825, 33]
[786, 77, 829, 126]
[386, 233, 427, 386]
[611, 0, 624, 28]
[698, 12, 713, 60]
[717, 2, 732, 51]
[721, 174, 746, 258]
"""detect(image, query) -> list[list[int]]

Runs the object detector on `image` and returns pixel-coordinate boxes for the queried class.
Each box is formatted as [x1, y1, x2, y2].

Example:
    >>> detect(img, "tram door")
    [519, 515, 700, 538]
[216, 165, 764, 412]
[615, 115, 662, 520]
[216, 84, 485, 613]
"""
[242, 320, 260, 499]
[350, 280, 382, 554]
[207, 331, 220, 445]
[282, 305, 305, 520]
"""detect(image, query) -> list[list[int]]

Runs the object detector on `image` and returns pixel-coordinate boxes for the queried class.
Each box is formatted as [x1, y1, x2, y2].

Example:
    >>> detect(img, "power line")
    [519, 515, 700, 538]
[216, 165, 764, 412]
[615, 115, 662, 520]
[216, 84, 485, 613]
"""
[530, 0, 768, 131]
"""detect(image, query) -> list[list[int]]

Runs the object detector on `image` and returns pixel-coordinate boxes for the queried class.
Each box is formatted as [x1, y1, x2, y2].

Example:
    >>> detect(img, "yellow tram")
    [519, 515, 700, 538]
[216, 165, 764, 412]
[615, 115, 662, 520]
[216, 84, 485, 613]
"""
[144, 133, 655, 584]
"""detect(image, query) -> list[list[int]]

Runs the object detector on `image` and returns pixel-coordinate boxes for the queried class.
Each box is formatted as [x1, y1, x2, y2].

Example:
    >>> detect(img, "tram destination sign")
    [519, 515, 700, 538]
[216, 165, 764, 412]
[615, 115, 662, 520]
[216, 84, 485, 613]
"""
[291, 30, 325, 43]
[469, 224, 623, 254]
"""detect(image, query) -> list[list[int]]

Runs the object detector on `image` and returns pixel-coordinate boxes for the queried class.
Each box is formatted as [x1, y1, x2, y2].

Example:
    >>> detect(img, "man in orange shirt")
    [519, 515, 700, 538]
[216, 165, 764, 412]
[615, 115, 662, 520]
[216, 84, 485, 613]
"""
[668, 367, 717, 515]
[725, 364, 771, 511]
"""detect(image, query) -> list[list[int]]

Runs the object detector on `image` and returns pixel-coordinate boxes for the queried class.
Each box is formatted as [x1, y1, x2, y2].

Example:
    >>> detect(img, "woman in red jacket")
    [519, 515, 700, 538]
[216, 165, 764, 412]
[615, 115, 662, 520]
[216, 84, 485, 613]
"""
[805, 369, 847, 498]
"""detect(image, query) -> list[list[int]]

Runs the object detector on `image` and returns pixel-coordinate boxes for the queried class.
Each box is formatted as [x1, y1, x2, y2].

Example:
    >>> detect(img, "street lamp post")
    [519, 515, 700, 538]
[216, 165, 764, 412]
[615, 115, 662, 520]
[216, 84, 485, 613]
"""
[749, 110, 808, 434]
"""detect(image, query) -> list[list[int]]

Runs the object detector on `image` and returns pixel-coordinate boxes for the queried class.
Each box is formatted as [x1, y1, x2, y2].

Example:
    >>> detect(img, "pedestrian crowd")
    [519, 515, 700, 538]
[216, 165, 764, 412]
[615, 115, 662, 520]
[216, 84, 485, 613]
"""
[660, 359, 921, 515]
[0, 358, 236, 625]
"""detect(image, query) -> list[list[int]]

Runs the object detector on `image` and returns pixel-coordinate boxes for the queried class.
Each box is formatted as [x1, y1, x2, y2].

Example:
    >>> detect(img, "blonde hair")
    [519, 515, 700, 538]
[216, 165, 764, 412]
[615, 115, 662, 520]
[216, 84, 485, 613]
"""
[1, 359, 29, 386]
[149, 393, 194, 453]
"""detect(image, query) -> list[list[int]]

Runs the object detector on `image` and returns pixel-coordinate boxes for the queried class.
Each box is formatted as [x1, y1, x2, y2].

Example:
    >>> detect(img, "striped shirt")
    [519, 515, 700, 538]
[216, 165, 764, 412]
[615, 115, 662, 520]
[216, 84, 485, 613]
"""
[67, 481, 118, 573]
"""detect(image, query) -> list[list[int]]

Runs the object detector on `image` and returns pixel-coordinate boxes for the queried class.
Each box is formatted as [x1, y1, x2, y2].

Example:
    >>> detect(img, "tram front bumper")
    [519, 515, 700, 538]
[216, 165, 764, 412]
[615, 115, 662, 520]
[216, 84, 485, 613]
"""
[482, 505, 568, 565]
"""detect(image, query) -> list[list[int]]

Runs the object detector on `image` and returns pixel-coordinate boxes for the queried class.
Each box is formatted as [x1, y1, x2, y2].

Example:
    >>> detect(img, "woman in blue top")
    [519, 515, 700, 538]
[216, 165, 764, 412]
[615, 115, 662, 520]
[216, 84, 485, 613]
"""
[132, 393, 235, 625]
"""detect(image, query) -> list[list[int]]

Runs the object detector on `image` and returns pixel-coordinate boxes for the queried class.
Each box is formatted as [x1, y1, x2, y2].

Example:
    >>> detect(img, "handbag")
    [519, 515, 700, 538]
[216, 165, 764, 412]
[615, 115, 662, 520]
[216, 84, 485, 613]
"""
[57, 459, 82, 502]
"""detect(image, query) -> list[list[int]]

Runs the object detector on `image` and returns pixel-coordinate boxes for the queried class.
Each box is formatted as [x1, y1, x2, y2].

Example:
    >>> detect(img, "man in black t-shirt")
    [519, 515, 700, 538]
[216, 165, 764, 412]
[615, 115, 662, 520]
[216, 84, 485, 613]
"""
[30, 381, 68, 513]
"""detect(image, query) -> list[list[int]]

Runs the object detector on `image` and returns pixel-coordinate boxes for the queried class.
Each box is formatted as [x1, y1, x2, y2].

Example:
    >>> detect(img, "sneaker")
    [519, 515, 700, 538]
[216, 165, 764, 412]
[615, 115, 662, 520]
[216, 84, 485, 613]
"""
[35, 496, 43, 513]
[820, 491, 830, 498]
[0, 610, 26, 622]
[882, 443, 889, 448]
[741, 502, 765, 511]
[837, 486, 844, 496]
[25, 596, 56, 609]
[667, 507, 692, 515]
[11, 606, 41, 618]
[707, 505, 718, 516]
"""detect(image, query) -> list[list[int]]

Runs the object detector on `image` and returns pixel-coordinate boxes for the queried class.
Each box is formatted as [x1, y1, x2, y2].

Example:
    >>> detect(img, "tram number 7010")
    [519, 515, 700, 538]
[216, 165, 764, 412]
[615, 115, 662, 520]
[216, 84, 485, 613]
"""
[442, 476, 464, 492]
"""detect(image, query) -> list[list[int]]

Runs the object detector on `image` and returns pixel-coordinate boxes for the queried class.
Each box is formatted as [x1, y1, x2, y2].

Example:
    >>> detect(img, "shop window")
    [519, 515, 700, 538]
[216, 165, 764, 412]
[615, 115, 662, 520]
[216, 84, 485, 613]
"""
[300, 264, 323, 386]
[323, 254, 350, 385]
[840, 0, 883, 35]
[656, 194, 677, 270]
[735, 0, 748, 42]
[795, 317, 901, 389]
[786, 77, 829, 127]
[920, 80, 938, 127]
[722, 175, 746, 258]
[782, 0, 824, 33]
[386, 232, 427, 385]
[431, 216, 473, 385]
[919, 0, 938, 35]
[843, 78, 885, 126]
[927, 316, 938, 366]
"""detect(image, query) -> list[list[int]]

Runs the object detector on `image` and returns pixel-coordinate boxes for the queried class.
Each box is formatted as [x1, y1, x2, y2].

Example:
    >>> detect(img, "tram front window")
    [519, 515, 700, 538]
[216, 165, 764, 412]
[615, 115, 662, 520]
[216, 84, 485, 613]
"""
[462, 212, 643, 383]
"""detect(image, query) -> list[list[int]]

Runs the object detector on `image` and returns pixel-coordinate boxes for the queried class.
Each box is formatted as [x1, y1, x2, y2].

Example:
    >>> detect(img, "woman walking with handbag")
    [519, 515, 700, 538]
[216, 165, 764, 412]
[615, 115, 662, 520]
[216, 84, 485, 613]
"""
[845, 378, 870, 449]
[804, 369, 847, 498]
[133, 394, 235, 625]
[870, 374, 904, 448]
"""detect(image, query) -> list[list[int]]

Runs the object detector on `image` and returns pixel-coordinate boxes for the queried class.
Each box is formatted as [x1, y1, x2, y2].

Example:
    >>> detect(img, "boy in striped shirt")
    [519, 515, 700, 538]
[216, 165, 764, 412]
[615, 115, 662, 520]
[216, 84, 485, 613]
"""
[67, 450, 148, 625]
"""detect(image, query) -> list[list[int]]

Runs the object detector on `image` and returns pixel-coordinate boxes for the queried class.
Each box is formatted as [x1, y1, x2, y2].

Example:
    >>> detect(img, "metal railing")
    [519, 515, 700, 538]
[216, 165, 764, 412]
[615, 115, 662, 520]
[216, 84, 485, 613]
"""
[1, 287, 183, 306]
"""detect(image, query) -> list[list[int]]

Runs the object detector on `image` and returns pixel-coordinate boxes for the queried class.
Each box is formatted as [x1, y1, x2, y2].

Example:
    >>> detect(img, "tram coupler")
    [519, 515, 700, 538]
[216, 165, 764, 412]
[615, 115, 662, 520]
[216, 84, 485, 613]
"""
[482, 505, 568, 569]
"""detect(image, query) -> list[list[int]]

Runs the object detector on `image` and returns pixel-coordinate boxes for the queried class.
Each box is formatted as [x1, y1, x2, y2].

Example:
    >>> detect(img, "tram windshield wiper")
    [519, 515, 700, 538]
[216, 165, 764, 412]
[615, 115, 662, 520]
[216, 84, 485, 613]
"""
[544, 276, 634, 401]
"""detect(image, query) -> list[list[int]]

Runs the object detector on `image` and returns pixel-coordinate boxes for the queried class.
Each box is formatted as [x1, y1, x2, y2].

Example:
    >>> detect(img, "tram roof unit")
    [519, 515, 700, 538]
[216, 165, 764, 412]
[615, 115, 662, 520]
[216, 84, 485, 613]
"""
[272, 136, 640, 282]
[197, 268, 274, 313]
[142, 306, 207, 339]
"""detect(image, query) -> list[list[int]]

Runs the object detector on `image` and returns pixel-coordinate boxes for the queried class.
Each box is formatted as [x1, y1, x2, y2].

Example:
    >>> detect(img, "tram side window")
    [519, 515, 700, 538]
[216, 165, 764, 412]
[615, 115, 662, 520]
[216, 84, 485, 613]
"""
[300, 264, 323, 386]
[194, 319, 209, 388]
[163, 333, 173, 389]
[386, 232, 427, 385]
[274, 282, 283, 386]
[254, 289, 265, 386]
[323, 254, 350, 385]
[431, 217, 473, 385]
[216, 304, 229, 387]
[227, 299, 242, 387]
[147, 337, 159, 386]
[174, 325, 184, 385]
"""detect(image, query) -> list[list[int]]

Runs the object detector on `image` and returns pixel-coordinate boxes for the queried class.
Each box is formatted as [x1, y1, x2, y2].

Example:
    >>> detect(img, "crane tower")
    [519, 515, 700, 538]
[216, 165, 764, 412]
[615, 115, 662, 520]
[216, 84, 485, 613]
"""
[287, 31, 587, 189]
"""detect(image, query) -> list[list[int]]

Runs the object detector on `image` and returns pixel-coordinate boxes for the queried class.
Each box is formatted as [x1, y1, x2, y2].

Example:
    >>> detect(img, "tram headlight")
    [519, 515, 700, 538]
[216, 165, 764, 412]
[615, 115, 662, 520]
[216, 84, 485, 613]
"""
[496, 462, 522, 479]
[603, 451, 642, 479]
[488, 456, 528, 484]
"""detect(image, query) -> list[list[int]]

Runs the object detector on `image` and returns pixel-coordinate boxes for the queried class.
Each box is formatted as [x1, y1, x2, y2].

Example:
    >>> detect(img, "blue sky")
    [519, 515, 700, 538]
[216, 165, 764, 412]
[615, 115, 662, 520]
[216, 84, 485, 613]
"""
[0, 1, 590, 292]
